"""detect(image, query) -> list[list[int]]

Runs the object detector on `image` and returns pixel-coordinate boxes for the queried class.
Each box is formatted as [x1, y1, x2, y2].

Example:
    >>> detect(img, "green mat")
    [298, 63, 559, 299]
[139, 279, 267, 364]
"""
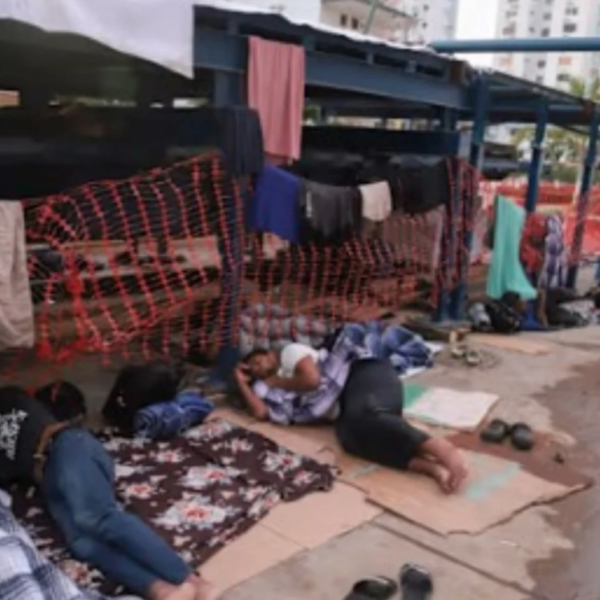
[403, 382, 428, 409]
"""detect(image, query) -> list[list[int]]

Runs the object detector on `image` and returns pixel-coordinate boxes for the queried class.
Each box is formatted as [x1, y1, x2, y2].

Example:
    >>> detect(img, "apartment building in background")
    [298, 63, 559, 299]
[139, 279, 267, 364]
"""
[493, 0, 600, 90]
[237, 0, 459, 44]
[402, 0, 460, 44]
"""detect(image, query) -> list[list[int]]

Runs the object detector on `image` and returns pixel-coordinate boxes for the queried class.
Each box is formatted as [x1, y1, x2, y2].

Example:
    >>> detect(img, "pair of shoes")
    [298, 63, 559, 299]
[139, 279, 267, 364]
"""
[480, 419, 535, 451]
[345, 565, 433, 600]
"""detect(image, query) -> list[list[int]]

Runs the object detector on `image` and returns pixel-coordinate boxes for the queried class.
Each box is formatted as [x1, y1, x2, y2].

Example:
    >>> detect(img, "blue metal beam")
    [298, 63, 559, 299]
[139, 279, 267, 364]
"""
[449, 77, 489, 321]
[431, 37, 600, 54]
[524, 105, 548, 214]
[567, 109, 600, 289]
[194, 28, 469, 109]
[319, 104, 592, 126]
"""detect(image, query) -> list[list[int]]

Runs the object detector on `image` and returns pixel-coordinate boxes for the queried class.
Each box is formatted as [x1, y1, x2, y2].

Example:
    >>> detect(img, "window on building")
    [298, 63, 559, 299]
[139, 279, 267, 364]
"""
[543, 12, 551, 20]
[351, 17, 359, 30]
[538, 60, 546, 68]
[559, 55, 573, 66]
[565, 7, 578, 16]
[339, 14, 348, 26]
[563, 22, 577, 33]
[536, 75, 544, 83]
[541, 27, 550, 36]
[557, 73, 571, 83]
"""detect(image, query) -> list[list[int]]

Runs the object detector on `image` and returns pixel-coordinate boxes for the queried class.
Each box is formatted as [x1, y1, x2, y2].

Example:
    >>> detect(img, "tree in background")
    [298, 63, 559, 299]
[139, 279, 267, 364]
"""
[511, 76, 600, 182]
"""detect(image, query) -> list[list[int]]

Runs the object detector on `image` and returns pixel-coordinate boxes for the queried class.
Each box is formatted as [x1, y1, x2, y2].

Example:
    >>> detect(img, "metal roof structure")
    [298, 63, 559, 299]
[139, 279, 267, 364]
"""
[0, 2, 594, 127]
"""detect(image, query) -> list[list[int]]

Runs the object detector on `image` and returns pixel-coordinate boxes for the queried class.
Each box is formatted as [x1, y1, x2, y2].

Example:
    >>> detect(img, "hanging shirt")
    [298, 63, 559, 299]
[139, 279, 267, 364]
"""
[0, 387, 57, 485]
[248, 165, 302, 243]
[359, 181, 393, 222]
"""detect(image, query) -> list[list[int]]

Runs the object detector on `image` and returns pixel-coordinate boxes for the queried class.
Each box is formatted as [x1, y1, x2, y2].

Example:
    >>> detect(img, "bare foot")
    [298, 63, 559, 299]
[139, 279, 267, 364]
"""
[408, 457, 452, 493]
[441, 447, 468, 492]
[419, 438, 469, 493]
[166, 582, 197, 600]
[195, 577, 218, 600]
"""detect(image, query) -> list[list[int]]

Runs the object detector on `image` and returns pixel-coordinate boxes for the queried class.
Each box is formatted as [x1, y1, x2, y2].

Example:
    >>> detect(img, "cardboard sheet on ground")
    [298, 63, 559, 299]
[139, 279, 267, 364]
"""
[248, 418, 588, 537]
[403, 384, 499, 431]
[361, 450, 587, 535]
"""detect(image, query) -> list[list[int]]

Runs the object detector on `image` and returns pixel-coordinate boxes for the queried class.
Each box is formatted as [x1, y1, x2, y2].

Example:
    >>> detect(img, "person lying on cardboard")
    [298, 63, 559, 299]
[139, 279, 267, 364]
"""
[235, 327, 468, 493]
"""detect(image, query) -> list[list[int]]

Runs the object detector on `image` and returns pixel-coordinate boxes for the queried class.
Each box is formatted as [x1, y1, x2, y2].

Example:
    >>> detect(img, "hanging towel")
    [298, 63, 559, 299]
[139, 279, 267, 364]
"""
[486, 196, 537, 301]
[247, 165, 302, 243]
[133, 389, 214, 440]
[0, 201, 34, 351]
[359, 181, 393, 222]
[248, 36, 305, 162]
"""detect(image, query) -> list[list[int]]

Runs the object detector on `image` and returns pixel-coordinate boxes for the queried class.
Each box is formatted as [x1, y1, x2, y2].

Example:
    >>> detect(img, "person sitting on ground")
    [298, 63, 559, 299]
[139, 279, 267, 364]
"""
[234, 330, 468, 493]
[0, 384, 215, 600]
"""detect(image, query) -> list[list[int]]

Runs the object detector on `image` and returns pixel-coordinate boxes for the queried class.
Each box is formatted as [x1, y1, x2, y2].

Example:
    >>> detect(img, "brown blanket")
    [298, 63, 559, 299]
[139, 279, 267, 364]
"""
[10, 418, 335, 594]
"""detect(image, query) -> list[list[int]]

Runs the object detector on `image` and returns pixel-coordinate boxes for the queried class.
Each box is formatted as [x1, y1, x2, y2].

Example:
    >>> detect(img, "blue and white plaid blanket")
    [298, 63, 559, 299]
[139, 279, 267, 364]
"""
[253, 322, 433, 425]
[0, 491, 138, 600]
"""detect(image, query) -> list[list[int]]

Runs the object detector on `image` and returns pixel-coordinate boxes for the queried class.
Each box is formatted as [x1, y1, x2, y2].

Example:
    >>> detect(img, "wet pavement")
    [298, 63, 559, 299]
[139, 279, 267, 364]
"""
[531, 358, 600, 600]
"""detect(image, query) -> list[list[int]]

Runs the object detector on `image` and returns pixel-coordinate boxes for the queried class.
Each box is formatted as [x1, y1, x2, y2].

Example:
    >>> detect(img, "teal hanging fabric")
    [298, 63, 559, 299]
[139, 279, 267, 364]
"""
[486, 195, 537, 301]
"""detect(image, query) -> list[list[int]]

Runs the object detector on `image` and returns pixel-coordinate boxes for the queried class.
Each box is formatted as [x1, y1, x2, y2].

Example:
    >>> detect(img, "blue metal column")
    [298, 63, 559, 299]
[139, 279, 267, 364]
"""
[449, 76, 489, 320]
[567, 109, 600, 288]
[433, 108, 458, 322]
[210, 22, 245, 383]
[525, 105, 548, 214]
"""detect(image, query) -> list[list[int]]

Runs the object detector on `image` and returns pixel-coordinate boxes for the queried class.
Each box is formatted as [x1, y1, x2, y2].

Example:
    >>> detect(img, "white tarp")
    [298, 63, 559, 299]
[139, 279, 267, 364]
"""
[0, 0, 195, 78]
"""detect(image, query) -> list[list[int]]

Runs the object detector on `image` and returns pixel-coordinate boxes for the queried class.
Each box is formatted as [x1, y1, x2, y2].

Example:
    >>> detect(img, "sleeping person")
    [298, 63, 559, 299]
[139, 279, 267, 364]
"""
[234, 329, 468, 493]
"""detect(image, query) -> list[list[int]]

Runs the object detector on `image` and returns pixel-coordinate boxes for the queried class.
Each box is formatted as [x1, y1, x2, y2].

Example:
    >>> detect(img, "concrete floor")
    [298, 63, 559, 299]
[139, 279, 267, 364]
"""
[221, 324, 600, 600]
[12, 283, 600, 600]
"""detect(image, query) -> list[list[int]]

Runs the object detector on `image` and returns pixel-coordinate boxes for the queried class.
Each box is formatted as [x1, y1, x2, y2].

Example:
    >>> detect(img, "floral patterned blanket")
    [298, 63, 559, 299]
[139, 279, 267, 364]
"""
[10, 418, 335, 594]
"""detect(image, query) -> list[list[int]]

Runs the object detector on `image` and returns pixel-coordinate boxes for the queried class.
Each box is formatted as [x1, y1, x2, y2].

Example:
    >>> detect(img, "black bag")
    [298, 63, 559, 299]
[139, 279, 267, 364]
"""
[102, 360, 184, 434]
[485, 300, 521, 334]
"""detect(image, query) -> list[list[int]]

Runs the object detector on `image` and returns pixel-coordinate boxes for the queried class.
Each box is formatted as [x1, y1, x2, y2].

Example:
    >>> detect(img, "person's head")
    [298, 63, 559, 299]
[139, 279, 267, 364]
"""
[35, 380, 87, 424]
[243, 348, 278, 380]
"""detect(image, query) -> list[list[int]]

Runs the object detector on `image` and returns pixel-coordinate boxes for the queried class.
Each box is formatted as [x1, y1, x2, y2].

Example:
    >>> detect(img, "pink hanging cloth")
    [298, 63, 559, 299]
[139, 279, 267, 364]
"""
[247, 36, 306, 164]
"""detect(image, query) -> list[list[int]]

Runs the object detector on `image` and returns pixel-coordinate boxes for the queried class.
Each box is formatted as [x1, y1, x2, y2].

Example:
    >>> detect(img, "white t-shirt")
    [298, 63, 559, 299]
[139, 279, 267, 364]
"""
[278, 343, 319, 378]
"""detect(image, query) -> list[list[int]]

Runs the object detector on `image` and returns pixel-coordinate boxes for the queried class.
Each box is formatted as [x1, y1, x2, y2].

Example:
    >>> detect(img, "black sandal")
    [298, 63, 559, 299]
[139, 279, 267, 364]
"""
[480, 418, 510, 444]
[400, 564, 433, 600]
[344, 576, 398, 600]
[510, 423, 535, 451]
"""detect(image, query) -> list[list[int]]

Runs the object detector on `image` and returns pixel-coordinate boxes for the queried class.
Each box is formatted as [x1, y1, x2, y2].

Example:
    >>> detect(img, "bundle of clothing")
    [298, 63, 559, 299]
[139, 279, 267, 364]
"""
[239, 302, 335, 356]
[342, 321, 435, 375]
[102, 360, 213, 439]
[469, 289, 596, 335]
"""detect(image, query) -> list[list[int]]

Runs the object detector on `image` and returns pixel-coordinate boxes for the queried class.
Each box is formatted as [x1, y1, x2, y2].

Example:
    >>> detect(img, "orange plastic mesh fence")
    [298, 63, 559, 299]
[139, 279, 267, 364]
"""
[2, 154, 478, 382]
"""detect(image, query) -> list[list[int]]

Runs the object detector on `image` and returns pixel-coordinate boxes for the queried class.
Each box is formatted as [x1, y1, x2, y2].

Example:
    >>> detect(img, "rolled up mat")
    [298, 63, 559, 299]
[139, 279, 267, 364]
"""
[134, 389, 214, 440]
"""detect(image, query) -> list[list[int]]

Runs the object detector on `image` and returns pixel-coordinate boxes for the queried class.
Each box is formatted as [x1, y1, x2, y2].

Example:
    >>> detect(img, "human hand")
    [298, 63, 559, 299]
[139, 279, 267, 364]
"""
[234, 365, 250, 385]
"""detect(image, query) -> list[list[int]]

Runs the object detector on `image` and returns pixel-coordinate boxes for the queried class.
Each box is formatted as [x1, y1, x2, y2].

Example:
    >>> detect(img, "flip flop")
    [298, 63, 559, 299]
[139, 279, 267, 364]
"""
[480, 418, 510, 444]
[465, 349, 482, 367]
[510, 422, 535, 452]
[345, 576, 398, 600]
[451, 344, 467, 359]
[400, 564, 433, 600]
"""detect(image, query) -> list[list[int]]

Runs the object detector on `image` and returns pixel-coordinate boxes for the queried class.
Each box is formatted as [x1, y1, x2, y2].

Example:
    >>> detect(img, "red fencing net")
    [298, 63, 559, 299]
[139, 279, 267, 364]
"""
[2, 153, 479, 382]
